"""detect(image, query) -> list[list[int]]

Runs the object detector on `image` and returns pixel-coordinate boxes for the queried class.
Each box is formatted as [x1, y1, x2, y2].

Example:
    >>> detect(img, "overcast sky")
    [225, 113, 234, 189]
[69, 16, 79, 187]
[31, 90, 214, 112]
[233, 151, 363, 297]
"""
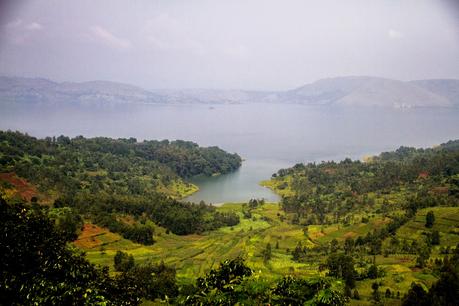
[0, 0, 458, 90]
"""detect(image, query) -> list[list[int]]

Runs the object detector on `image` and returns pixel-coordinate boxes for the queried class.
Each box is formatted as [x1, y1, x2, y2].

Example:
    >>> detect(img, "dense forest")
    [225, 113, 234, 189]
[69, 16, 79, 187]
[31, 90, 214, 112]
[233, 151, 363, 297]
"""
[0, 130, 241, 197]
[0, 131, 241, 238]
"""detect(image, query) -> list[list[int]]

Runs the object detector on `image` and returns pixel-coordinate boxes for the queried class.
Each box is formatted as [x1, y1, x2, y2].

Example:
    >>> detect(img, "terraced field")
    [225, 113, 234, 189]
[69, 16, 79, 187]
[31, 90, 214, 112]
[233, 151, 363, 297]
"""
[76, 203, 459, 304]
[395, 207, 459, 247]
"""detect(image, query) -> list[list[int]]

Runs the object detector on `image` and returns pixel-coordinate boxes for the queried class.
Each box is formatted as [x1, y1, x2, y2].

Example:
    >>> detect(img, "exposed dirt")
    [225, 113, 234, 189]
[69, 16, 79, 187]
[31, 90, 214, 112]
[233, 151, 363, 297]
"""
[0, 172, 38, 201]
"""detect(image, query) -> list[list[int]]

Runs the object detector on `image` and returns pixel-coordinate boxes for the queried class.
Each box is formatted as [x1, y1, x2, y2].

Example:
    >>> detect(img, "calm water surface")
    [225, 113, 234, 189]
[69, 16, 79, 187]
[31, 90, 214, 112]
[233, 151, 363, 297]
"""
[1, 103, 458, 203]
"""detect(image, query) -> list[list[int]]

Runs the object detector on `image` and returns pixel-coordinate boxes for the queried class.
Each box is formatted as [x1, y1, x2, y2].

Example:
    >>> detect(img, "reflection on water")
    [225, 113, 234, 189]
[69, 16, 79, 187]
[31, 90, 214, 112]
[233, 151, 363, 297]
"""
[184, 159, 290, 204]
[1, 103, 458, 203]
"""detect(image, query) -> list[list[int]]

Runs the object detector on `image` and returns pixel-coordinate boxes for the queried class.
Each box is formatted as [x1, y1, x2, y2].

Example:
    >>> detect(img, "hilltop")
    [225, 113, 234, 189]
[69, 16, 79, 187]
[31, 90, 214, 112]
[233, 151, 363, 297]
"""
[1, 76, 458, 108]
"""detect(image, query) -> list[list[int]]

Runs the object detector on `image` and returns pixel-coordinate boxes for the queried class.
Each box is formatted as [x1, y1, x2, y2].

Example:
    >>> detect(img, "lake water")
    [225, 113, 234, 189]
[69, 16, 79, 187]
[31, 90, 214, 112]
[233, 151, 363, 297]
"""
[1, 103, 458, 203]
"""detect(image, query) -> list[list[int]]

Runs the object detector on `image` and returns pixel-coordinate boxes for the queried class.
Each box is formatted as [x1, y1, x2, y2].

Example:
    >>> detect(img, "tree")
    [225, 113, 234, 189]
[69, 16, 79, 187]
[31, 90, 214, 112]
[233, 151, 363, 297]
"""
[353, 289, 360, 300]
[385, 288, 392, 298]
[47, 207, 84, 241]
[292, 241, 307, 261]
[415, 245, 431, 268]
[371, 282, 381, 302]
[273, 276, 347, 306]
[425, 211, 435, 228]
[127, 261, 178, 301]
[330, 238, 339, 253]
[370, 238, 383, 255]
[263, 243, 272, 262]
[344, 237, 354, 255]
[344, 285, 352, 297]
[430, 230, 440, 245]
[326, 253, 357, 288]
[367, 264, 379, 279]
[187, 257, 252, 304]
[114, 251, 135, 272]
[402, 283, 428, 306]
[0, 199, 140, 305]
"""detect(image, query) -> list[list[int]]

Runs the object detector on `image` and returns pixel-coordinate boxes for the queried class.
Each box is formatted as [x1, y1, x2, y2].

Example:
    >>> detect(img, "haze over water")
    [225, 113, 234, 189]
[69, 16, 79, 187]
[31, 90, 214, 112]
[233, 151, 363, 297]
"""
[1, 103, 458, 203]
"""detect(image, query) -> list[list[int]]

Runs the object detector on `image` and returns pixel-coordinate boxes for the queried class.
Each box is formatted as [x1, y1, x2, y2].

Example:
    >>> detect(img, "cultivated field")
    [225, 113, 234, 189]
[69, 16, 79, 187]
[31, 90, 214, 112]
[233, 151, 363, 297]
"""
[77, 203, 459, 304]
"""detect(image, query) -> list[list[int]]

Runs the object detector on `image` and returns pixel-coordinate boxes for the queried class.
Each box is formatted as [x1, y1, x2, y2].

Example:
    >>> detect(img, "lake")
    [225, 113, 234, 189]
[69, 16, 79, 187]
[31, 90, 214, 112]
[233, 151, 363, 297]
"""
[1, 103, 458, 203]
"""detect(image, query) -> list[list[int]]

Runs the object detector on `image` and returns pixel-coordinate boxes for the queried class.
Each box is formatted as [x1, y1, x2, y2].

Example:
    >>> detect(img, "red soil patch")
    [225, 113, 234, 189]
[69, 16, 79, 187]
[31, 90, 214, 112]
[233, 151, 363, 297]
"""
[310, 231, 325, 239]
[343, 231, 357, 238]
[372, 218, 390, 227]
[74, 223, 123, 249]
[74, 223, 108, 249]
[431, 186, 449, 194]
[418, 172, 429, 179]
[323, 168, 336, 175]
[78, 223, 108, 239]
[0, 172, 38, 201]
[397, 256, 413, 263]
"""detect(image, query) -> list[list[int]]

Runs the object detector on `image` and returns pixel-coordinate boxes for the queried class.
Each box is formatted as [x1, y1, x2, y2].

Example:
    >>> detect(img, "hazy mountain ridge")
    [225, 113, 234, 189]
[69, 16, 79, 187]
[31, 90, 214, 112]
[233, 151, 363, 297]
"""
[0, 76, 458, 108]
[0, 77, 164, 105]
[410, 79, 459, 105]
[274, 76, 456, 108]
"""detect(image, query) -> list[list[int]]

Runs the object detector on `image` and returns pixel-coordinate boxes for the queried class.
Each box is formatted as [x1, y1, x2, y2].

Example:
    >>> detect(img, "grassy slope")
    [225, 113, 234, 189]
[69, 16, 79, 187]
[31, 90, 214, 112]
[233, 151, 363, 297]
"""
[260, 177, 295, 197]
[0, 171, 198, 203]
[77, 203, 459, 305]
[161, 180, 199, 199]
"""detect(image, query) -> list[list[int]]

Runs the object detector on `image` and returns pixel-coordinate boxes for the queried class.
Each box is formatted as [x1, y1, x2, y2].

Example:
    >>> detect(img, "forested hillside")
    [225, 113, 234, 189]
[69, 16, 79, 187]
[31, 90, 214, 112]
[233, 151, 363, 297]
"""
[260, 140, 459, 304]
[0, 131, 242, 239]
[0, 130, 241, 197]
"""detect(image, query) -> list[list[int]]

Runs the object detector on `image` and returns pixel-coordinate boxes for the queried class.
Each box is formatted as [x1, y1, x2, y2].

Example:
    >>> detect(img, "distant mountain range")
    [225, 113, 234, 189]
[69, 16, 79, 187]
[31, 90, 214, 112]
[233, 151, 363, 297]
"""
[1, 76, 458, 108]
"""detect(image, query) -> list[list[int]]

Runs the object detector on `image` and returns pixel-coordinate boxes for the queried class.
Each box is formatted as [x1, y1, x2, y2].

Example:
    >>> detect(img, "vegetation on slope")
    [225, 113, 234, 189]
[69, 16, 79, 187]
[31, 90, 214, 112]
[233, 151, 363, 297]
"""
[0, 131, 241, 238]
[0, 130, 241, 199]
[1, 133, 459, 305]
[260, 140, 459, 304]
[1, 197, 349, 305]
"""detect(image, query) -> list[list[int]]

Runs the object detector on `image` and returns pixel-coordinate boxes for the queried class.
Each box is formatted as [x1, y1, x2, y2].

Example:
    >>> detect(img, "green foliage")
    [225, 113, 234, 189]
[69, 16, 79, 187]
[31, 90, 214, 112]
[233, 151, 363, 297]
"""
[114, 251, 135, 272]
[83, 194, 239, 236]
[353, 288, 360, 300]
[262, 242, 272, 262]
[197, 257, 253, 293]
[425, 210, 435, 228]
[325, 253, 357, 288]
[0, 130, 241, 198]
[430, 230, 440, 245]
[47, 207, 83, 241]
[344, 237, 354, 254]
[272, 276, 347, 305]
[403, 283, 428, 306]
[1, 130, 241, 178]
[270, 141, 459, 229]
[371, 282, 381, 302]
[185, 257, 252, 305]
[126, 261, 178, 301]
[0, 130, 242, 240]
[292, 241, 308, 261]
[385, 288, 392, 298]
[403, 244, 459, 306]
[181, 257, 346, 306]
[0, 198, 140, 305]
